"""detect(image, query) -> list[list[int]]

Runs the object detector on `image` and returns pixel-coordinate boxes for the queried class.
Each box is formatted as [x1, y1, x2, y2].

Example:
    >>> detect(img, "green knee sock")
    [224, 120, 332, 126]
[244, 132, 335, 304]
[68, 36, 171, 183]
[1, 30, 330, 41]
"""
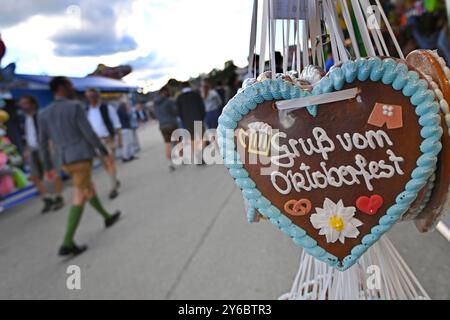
[63, 205, 84, 247]
[89, 195, 112, 219]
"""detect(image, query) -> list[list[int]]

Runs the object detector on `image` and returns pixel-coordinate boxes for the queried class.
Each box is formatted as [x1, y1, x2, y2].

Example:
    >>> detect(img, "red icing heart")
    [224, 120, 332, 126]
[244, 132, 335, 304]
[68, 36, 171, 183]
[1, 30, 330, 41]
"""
[356, 195, 384, 215]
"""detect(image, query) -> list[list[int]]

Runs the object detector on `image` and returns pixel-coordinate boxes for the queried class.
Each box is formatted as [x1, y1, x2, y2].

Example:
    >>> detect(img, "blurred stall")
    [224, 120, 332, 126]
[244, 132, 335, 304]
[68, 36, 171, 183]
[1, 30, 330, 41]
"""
[0, 73, 137, 211]
[9, 74, 137, 108]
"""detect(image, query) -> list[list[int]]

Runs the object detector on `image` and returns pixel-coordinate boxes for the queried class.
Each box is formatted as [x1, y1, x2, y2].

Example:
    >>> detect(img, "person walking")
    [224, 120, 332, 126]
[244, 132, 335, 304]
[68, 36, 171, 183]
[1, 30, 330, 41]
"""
[176, 82, 205, 164]
[136, 102, 149, 124]
[117, 102, 136, 162]
[201, 80, 222, 130]
[39, 77, 120, 256]
[153, 86, 179, 171]
[85, 88, 122, 199]
[129, 103, 141, 154]
[18, 95, 64, 213]
[215, 80, 228, 112]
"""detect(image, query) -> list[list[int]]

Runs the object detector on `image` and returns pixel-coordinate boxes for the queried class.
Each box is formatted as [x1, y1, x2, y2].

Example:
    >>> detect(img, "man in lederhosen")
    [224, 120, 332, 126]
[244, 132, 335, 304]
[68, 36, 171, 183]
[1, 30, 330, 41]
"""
[19, 95, 65, 213]
[85, 88, 122, 199]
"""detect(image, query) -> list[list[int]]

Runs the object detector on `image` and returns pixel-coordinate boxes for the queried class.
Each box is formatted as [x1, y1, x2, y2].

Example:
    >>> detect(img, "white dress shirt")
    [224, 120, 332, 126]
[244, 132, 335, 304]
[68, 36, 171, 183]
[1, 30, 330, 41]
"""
[203, 89, 222, 112]
[87, 103, 122, 138]
[25, 115, 39, 149]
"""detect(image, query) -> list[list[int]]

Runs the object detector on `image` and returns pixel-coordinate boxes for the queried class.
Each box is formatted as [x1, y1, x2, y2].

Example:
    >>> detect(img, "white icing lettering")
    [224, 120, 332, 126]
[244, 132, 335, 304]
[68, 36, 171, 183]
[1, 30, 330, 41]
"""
[386, 149, 405, 175]
[366, 130, 393, 149]
[270, 171, 291, 195]
[336, 129, 393, 151]
[269, 151, 404, 194]
[271, 132, 295, 168]
[353, 133, 369, 149]
[262, 126, 405, 195]
[336, 133, 353, 151]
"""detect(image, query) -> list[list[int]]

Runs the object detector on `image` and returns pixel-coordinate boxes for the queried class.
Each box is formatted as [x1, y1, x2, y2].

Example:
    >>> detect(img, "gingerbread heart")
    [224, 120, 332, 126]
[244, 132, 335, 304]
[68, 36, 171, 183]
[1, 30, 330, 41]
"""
[356, 195, 384, 215]
[406, 50, 450, 231]
[218, 57, 442, 270]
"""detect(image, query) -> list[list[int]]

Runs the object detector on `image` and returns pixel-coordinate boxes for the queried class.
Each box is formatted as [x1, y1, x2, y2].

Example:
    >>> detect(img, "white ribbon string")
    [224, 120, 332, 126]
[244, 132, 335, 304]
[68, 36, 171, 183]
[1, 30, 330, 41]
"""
[359, 0, 384, 56]
[339, 0, 361, 58]
[251, 0, 406, 78]
[317, 1, 325, 68]
[326, 0, 349, 62]
[295, 0, 301, 73]
[259, 0, 269, 75]
[284, 19, 288, 71]
[292, 15, 297, 72]
[363, 0, 390, 56]
[350, 0, 376, 56]
[307, 0, 318, 65]
[322, 0, 339, 63]
[374, 24, 391, 57]
[299, 0, 309, 67]
[269, 0, 277, 77]
[279, 236, 429, 300]
[282, 15, 287, 74]
[331, 0, 347, 50]
[292, 49, 296, 71]
[248, 0, 259, 76]
[301, 19, 310, 67]
[276, 87, 359, 110]
[283, 0, 292, 74]
[323, 0, 347, 64]
[330, 26, 341, 63]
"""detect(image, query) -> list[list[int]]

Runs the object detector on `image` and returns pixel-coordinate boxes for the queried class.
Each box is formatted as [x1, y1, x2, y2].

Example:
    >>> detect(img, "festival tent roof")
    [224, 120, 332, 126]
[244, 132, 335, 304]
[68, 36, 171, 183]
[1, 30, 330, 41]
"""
[15, 74, 137, 92]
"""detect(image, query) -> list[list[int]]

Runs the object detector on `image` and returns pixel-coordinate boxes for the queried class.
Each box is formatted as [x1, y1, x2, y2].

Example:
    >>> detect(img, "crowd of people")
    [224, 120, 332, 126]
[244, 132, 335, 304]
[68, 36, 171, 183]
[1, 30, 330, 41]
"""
[9, 0, 447, 257]
[0, 68, 238, 258]
[152, 79, 232, 170]
[385, 0, 449, 64]
[5, 76, 151, 256]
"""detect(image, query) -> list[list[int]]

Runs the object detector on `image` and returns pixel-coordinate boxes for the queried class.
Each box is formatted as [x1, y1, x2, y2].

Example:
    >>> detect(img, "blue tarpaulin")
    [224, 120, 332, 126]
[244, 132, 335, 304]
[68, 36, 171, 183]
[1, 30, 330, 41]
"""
[10, 88, 53, 109]
[10, 74, 138, 109]
[15, 74, 137, 92]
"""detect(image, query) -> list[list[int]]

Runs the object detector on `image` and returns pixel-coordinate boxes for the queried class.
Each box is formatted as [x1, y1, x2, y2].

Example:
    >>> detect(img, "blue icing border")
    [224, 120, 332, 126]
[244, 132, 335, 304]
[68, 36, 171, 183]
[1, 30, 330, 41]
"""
[217, 58, 442, 271]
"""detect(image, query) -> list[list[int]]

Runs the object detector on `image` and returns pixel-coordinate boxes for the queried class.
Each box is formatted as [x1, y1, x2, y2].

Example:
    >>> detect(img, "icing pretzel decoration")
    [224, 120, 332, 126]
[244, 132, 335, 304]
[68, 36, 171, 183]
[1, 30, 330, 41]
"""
[284, 199, 312, 217]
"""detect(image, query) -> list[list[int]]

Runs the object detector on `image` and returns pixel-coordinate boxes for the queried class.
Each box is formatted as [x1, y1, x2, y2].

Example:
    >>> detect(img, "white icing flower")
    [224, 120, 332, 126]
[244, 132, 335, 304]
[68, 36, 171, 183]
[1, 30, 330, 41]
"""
[298, 65, 323, 85]
[310, 198, 363, 244]
[248, 122, 272, 135]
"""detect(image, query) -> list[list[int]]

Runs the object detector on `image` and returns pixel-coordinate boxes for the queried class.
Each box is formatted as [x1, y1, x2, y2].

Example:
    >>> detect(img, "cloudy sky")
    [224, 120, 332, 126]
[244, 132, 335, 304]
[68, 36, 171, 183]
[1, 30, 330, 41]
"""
[0, 0, 253, 91]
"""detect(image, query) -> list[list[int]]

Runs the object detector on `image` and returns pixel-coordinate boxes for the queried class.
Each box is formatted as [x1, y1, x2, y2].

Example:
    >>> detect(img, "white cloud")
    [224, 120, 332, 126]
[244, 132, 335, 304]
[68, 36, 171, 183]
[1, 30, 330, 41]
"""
[1, 0, 253, 91]
[123, 0, 253, 90]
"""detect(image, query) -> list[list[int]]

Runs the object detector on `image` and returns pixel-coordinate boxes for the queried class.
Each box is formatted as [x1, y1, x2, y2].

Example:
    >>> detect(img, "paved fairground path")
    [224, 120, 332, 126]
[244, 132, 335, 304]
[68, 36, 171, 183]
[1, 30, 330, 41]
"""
[0, 123, 448, 299]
